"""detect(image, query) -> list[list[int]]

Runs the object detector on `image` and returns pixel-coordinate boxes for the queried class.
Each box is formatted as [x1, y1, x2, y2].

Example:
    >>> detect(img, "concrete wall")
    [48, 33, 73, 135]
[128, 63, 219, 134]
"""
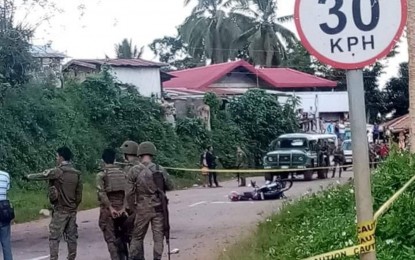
[174, 98, 204, 118]
[111, 67, 162, 97]
[293, 91, 349, 114]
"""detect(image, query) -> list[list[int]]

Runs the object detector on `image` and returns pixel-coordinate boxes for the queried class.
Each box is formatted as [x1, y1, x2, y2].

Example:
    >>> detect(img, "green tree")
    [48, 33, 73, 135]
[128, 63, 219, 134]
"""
[148, 34, 205, 70]
[180, 0, 241, 64]
[230, 0, 298, 67]
[115, 38, 144, 59]
[0, 0, 34, 87]
[280, 42, 314, 74]
[384, 62, 409, 118]
[228, 89, 298, 165]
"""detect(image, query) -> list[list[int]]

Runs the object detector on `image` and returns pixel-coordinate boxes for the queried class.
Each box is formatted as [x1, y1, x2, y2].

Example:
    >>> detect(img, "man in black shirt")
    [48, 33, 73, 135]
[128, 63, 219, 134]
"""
[205, 146, 221, 188]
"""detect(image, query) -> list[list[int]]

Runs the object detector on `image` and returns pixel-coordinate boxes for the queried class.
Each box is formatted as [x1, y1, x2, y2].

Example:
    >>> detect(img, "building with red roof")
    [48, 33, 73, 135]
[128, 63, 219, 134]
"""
[163, 60, 337, 95]
[163, 60, 348, 124]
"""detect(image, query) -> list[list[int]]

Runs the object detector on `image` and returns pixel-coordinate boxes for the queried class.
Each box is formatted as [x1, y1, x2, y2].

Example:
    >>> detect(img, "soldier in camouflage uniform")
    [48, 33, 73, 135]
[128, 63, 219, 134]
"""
[126, 142, 173, 260]
[24, 147, 83, 260]
[97, 148, 128, 260]
[120, 141, 140, 170]
[119, 141, 141, 249]
[236, 146, 248, 187]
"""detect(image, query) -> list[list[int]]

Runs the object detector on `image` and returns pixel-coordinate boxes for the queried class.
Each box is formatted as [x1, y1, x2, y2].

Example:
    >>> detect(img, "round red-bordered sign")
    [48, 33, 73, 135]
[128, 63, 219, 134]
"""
[294, 0, 407, 70]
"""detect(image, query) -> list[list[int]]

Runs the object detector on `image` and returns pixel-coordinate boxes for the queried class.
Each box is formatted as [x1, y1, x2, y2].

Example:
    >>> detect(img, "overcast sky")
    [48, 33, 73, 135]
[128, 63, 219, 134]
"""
[17, 0, 408, 87]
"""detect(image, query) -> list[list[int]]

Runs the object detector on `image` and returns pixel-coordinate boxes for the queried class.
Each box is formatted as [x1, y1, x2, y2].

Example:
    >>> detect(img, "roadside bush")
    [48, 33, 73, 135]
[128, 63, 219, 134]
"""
[221, 151, 415, 259]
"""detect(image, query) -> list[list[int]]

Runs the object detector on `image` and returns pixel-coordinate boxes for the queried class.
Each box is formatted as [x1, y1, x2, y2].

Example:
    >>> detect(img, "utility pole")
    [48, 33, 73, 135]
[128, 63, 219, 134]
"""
[294, 1, 407, 260]
[408, 0, 415, 152]
[346, 70, 375, 260]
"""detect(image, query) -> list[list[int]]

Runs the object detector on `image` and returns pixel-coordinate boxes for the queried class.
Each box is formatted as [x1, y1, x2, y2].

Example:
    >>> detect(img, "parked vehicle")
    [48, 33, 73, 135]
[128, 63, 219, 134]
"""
[263, 133, 337, 181]
[342, 139, 352, 170]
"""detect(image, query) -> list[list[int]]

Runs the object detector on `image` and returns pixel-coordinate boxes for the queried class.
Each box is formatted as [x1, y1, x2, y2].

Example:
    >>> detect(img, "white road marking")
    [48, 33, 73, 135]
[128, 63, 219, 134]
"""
[188, 201, 207, 207]
[211, 201, 232, 204]
[27, 255, 49, 260]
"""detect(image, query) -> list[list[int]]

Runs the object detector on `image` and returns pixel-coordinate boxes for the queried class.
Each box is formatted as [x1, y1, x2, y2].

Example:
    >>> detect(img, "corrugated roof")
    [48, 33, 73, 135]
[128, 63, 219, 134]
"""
[259, 68, 337, 88]
[383, 114, 409, 133]
[30, 45, 66, 59]
[163, 60, 337, 90]
[75, 58, 167, 68]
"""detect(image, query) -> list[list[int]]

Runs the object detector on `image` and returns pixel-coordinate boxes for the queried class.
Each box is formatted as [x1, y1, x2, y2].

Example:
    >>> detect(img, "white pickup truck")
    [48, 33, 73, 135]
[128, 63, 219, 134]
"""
[342, 140, 352, 170]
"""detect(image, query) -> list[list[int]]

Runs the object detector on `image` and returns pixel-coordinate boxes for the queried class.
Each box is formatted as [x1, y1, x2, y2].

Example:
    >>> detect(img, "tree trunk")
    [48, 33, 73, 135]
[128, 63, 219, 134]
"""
[408, 0, 415, 152]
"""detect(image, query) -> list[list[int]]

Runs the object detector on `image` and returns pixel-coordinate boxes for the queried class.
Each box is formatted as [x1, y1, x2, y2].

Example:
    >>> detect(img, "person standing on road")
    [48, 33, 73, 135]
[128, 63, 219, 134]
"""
[206, 146, 221, 188]
[119, 140, 140, 247]
[97, 148, 128, 260]
[199, 149, 209, 187]
[119, 141, 140, 209]
[126, 142, 174, 260]
[338, 120, 346, 141]
[235, 146, 248, 187]
[23, 147, 83, 260]
[120, 140, 141, 172]
[332, 146, 345, 178]
[0, 170, 14, 260]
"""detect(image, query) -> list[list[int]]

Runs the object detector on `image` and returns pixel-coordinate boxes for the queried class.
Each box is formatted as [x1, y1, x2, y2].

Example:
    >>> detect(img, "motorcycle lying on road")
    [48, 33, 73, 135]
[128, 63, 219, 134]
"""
[228, 178, 293, 202]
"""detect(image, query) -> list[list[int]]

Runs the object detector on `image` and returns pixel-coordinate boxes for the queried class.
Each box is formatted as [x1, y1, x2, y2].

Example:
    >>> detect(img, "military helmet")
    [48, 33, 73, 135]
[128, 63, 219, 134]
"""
[137, 141, 157, 156]
[120, 140, 139, 155]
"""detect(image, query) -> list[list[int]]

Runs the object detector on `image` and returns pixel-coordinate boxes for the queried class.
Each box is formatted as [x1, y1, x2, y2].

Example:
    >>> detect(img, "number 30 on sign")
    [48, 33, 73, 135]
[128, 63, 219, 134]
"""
[294, 0, 407, 69]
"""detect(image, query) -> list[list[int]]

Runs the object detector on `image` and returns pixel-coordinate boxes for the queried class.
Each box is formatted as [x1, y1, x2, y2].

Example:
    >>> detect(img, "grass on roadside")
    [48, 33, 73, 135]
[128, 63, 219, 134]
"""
[10, 175, 98, 223]
[220, 151, 415, 260]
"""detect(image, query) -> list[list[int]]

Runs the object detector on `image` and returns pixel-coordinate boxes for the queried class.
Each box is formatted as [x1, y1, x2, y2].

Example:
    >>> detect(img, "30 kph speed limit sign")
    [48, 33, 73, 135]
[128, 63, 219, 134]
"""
[294, 0, 407, 69]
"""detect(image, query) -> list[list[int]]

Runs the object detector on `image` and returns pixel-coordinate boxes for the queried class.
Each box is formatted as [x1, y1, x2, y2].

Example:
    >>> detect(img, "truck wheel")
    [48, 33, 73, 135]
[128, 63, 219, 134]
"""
[304, 170, 313, 181]
[317, 169, 327, 179]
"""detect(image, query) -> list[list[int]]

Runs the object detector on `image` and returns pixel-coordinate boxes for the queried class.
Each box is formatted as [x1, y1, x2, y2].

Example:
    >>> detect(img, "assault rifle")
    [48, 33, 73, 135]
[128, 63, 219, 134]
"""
[153, 169, 171, 260]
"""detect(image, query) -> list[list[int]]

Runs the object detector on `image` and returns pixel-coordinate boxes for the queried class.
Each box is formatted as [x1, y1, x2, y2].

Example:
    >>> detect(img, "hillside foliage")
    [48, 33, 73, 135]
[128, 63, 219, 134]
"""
[0, 69, 298, 188]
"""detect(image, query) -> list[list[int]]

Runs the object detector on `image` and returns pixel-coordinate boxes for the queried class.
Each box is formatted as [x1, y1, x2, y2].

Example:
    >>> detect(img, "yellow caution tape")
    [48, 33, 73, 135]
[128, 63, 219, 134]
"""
[303, 173, 415, 260]
[164, 165, 355, 173]
[164, 162, 381, 174]
[373, 174, 415, 220]
[303, 242, 375, 260]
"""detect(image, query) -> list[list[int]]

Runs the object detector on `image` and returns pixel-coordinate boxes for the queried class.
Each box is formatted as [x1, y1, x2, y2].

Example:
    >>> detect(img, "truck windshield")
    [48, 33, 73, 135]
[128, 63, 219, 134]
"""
[276, 138, 308, 149]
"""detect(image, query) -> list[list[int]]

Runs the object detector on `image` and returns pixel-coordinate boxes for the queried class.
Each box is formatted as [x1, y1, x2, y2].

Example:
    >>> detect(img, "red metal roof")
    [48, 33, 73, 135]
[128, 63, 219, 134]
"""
[259, 68, 337, 88]
[163, 60, 337, 90]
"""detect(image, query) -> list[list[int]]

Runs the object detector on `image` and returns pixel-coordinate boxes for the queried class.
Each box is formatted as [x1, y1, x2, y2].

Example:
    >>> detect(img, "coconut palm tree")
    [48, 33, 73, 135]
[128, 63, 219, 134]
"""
[408, 0, 415, 152]
[180, 0, 243, 64]
[115, 38, 144, 59]
[230, 0, 298, 67]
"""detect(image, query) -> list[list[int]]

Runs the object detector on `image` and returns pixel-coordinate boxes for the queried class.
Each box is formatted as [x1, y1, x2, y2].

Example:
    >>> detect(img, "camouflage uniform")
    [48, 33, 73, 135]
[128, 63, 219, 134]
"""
[126, 142, 173, 260]
[119, 141, 141, 248]
[236, 149, 248, 187]
[332, 147, 345, 178]
[26, 162, 82, 260]
[97, 165, 128, 260]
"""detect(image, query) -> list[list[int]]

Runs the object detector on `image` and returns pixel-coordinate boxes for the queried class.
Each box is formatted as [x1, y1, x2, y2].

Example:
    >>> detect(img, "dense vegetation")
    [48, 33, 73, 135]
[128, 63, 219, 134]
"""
[0, 70, 298, 183]
[221, 150, 415, 260]
[0, 68, 298, 222]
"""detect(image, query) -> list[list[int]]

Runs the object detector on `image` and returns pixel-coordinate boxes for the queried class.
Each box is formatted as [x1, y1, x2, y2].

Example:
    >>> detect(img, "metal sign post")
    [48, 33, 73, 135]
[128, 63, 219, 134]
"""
[294, 1, 407, 259]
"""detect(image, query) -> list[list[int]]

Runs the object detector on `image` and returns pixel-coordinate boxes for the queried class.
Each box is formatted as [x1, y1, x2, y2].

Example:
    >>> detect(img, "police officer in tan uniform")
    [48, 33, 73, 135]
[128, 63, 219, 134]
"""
[97, 148, 128, 260]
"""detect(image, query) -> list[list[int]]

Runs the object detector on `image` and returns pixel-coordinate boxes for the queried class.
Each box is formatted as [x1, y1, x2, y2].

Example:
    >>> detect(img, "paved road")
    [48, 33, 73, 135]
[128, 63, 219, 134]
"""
[10, 171, 353, 260]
